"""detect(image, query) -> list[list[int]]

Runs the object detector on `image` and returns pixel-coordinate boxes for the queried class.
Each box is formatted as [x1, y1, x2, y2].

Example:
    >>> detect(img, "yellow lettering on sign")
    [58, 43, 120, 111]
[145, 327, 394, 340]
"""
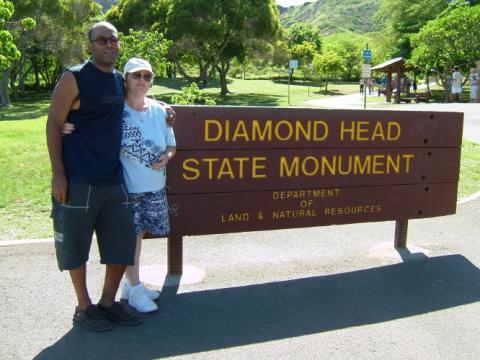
[340, 121, 402, 141]
[252, 120, 272, 141]
[204, 120, 222, 142]
[232, 121, 250, 142]
[402, 154, 415, 173]
[204, 119, 329, 143]
[279, 154, 416, 177]
[217, 158, 235, 179]
[280, 156, 299, 177]
[324, 204, 383, 216]
[203, 158, 219, 179]
[313, 121, 329, 141]
[272, 209, 317, 219]
[274, 120, 294, 141]
[272, 189, 340, 200]
[182, 158, 200, 180]
[221, 213, 250, 223]
[252, 157, 267, 178]
[181, 156, 268, 180]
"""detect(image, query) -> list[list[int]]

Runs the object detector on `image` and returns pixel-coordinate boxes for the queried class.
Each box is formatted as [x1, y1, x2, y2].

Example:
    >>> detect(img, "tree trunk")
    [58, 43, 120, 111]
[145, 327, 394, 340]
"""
[444, 70, 450, 102]
[198, 63, 209, 87]
[0, 69, 12, 107]
[32, 57, 41, 90]
[175, 60, 194, 83]
[217, 60, 231, 95]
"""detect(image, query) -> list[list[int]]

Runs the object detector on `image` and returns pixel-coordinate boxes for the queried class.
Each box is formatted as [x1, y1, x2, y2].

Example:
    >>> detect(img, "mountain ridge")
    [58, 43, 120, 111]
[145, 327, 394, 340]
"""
[279, 0, 380, 34]
[95, 0, 379, 35]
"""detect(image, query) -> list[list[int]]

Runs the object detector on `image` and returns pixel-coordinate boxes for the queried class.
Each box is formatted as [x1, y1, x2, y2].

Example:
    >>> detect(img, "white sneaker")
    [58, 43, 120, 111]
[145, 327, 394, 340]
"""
[128, 284, 158, 313]
[121, 281, 160, 301]
[141, 284, 160, 301]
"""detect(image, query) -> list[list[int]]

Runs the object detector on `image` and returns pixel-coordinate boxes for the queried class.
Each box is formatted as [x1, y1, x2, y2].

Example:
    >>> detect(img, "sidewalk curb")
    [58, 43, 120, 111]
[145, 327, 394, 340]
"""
[2, 192, 479, 247]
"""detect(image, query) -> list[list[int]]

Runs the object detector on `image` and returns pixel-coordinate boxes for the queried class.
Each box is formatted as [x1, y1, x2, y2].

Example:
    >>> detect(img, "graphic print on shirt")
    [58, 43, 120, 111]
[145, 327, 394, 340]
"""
[121, 111, 163, 167]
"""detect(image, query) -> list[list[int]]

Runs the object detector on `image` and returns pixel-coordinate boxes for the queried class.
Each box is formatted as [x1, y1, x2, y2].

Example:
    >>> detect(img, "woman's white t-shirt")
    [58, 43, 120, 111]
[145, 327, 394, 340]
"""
[120, 98, 176, 193]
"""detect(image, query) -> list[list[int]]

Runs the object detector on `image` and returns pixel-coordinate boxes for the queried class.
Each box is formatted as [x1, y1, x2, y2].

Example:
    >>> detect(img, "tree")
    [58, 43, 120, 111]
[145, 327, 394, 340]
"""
[164, 0, 281, 95]
[411, 3, 480, 101]
[313, 50, 344, 91]
[323, 32, 365, 80]
[285, 23, 322, 78]
[374, 0, 450, 58]
[8, 0, 101, 96]
[290, 41, 316, 71]
[117, 29, 171, 76]
[0, 0, 35, 107]
[285, 23, 322, 52]
[105, 0, 156, 32]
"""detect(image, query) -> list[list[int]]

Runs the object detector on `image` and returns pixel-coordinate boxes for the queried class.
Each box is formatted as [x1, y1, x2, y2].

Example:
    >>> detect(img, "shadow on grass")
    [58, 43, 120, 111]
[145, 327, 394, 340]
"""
[213, 93, 283, 106]
[34, 254, 480, 360]
[153, 90, 282, 107]
[419, 89, 471, 103]
[312, 89, 347, 96]
[0, 92, 51, 122]
[154, 78, 234, 92]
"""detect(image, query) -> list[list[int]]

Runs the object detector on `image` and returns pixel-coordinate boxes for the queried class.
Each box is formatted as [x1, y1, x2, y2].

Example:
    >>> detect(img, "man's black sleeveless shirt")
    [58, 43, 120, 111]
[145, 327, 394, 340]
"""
[63, 61, 125, 185]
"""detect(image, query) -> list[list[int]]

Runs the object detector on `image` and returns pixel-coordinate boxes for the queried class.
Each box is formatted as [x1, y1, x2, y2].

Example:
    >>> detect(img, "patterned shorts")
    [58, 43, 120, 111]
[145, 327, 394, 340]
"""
[130, 188, 170, 238]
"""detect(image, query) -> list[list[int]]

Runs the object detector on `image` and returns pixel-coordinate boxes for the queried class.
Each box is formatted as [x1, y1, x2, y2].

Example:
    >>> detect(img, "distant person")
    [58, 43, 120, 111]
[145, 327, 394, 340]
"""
[359, 79, 364, 94]
[468, 68, 478, 103]
[367, 78, 373, 95]
[413, 78, 417, 92]
[451, 66, 462, 102]
[404, 77, 411, 94]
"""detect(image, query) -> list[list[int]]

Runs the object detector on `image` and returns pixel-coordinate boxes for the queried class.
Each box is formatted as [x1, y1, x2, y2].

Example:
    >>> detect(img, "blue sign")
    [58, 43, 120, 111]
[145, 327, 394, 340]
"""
[363, 49, 372, 60]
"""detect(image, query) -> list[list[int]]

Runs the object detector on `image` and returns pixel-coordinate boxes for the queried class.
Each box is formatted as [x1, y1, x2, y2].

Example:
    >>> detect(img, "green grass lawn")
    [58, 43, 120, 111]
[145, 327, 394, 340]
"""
[0, 95, 52, 240]
[0, 79, 479, 240]
[151, 77, 360, 107]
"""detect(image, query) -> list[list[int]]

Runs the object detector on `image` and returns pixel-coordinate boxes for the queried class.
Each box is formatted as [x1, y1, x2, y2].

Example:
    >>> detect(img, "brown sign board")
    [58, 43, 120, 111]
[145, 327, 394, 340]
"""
[167, 106, 463, 237]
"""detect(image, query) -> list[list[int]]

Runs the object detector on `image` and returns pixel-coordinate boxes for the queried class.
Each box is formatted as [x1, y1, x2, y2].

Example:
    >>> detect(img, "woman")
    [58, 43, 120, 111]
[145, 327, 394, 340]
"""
[118, 57, 176, 312]
[63, 57, 176, 313]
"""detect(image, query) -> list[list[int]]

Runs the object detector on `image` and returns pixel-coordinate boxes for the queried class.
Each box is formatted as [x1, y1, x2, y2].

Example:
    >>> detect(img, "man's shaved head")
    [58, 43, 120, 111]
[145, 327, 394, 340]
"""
[88, 21, 118, 42]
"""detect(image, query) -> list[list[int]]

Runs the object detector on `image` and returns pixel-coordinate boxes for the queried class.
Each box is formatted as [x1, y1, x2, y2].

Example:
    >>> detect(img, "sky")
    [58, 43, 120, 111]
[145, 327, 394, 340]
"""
[276, 0, 314, 7]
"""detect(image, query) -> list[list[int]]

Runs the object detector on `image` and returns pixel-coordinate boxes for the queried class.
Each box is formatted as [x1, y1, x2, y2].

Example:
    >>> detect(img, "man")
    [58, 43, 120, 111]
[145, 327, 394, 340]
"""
[451, 66, 462, 102]
[46, 21, 142, 332]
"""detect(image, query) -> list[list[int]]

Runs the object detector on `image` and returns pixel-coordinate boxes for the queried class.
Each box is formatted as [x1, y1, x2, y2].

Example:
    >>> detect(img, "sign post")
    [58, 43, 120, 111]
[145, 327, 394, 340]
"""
[288, 59, 298, 106]
[362, 45, 372, 109]
[307, 63, 313, 96]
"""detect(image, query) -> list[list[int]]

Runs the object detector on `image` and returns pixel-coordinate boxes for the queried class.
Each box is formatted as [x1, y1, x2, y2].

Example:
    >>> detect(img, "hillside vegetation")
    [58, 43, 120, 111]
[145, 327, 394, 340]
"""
[280, 0, 380, 34]
[96, 0, 117, 12]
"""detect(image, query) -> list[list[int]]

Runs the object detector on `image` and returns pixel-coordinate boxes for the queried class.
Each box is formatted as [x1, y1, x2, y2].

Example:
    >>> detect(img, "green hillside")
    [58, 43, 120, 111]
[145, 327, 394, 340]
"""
[96, 0, 117, 12]
[280, 0, 380, 34]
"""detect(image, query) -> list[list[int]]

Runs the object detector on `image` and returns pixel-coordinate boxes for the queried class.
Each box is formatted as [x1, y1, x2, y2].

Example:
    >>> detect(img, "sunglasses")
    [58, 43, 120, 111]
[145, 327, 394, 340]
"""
[131, 73, 153, 82]
[90, 36, 119, 46]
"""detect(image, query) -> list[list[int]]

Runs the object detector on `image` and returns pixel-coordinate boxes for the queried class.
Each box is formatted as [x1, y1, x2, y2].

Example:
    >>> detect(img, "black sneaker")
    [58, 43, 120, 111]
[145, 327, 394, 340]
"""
[97, 302, 143, 326]
[73, 304, 114, 332]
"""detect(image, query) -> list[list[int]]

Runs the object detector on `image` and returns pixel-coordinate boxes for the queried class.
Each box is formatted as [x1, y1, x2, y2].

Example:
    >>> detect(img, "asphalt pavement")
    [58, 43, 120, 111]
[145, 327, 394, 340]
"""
[1, 96, 479, 360]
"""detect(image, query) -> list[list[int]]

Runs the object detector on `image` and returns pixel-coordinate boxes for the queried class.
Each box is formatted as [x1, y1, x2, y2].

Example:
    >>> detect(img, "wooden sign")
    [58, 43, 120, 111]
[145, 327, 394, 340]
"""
[167, 106, 463, 238]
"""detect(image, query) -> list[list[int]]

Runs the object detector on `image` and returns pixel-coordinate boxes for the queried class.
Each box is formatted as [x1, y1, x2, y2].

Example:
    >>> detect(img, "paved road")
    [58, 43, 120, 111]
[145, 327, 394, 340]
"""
[1, 96, 479, 359]
[1, 198, 479, 360]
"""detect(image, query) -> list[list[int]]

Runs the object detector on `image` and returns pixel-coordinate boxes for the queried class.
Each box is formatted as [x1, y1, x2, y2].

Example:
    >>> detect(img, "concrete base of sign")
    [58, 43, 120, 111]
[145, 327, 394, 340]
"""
[368, 241, 431, 263]
[140, 264, 206, 287]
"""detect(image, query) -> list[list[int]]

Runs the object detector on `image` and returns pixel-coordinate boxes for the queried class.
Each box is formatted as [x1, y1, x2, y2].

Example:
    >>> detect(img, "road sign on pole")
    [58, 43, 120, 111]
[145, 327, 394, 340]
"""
[362, 64, 372, 79]
[289, 59, 298, 69]
[363, 49, 372, 61]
